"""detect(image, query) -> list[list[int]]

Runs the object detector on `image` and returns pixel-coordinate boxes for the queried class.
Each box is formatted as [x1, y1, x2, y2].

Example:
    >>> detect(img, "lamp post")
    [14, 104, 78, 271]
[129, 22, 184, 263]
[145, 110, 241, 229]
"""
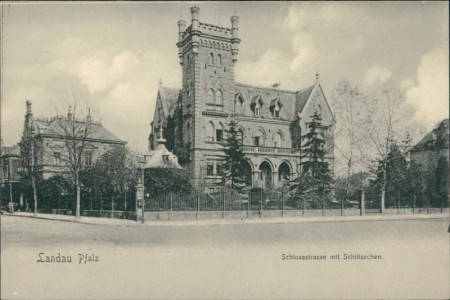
[136, 162, 145, 224]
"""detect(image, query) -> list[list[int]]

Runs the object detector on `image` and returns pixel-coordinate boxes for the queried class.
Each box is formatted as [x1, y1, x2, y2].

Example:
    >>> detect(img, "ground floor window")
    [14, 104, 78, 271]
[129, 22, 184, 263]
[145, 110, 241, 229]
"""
[206, 163, 214, 176]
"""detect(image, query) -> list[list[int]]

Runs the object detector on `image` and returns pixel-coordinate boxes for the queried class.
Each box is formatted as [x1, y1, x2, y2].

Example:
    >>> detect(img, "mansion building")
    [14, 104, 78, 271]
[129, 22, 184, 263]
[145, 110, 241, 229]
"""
[21, 101, 126, 180]
[150, 6, 335, 192]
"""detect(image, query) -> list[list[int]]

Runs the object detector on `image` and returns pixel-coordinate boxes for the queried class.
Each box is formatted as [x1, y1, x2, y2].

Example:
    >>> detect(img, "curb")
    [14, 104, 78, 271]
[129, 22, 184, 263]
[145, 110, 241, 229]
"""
[3, 212, 449, 228]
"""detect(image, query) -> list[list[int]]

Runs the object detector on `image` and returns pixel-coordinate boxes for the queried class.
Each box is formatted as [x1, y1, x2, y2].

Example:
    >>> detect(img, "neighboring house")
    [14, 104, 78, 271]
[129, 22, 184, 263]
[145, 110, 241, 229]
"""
[20, 101, 127, 180]
[410, 119, 449, 173]
[149, 6, 335, 192]
[0, 144, 21, 206]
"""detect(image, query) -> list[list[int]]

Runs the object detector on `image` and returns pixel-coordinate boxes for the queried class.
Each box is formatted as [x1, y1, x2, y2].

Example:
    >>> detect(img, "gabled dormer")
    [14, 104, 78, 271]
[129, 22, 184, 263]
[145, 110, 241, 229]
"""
[235, 91, 245, 107]
[269, 97, 283, 118]
[250, 95, 264, 117]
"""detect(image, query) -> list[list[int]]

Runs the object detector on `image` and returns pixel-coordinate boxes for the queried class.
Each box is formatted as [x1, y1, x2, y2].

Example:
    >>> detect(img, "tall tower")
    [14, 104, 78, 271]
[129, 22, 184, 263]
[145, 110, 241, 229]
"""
[176, 6, 240, 176]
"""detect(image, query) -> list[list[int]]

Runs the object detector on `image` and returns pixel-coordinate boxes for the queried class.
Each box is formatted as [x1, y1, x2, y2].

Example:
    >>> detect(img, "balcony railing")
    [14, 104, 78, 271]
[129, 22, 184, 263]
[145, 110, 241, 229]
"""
[242, 145, 297, 155]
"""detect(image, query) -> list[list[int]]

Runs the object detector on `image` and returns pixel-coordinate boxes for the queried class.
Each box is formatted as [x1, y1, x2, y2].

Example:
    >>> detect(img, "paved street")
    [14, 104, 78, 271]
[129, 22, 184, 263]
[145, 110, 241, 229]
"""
[1, 215, 449, 299]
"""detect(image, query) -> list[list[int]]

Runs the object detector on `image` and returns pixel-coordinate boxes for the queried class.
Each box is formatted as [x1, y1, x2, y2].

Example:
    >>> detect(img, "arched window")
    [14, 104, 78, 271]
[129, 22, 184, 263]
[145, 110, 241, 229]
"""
[237, 129, 244, 145]
[216, 123, 224, 142]
[215, 90, 223, 111]
[255, 102, 261, 117]
[274, 132, 282, 148]
[206, 122, 214, 142]
[216, 54, 222, 67]
[273, 104, 280, 118]
[209, 53, 214, 66]
[254, 130, 264, 147]
[278, 162, 291, 182]
[207, 89, 215, 104]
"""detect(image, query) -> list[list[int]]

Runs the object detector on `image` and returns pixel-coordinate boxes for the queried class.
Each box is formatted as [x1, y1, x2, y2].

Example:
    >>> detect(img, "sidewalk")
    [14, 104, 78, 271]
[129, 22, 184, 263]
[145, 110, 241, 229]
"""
[2, 211, 448, 227]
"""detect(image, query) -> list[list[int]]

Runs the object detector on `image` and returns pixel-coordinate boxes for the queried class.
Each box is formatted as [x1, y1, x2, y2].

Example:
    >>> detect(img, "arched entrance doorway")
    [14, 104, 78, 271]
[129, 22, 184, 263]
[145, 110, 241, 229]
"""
[278, 162, 291, 182]
[242, 160, 253, 187]
[259, 161, 272, 188]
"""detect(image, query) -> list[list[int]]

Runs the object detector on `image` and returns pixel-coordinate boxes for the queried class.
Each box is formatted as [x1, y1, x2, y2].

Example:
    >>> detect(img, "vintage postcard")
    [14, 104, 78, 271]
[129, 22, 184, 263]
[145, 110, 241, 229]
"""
[1, 2, 449, 299]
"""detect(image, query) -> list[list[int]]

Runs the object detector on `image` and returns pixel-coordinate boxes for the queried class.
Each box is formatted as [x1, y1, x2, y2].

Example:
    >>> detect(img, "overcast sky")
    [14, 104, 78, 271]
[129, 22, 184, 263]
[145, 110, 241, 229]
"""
[1, 2, 448, 152]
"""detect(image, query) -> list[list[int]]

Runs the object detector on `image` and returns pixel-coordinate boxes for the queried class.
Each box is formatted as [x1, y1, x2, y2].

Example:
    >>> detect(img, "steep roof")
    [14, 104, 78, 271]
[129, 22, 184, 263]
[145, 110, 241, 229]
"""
[234, 82, 321, 120]
[34, 117, 126, 144]
[410, 119, 449, 152]
[159, 86, 180, 117]
[295, 85, 315, 113]
[1, 145, 20, 157]
[234, 83, 297, 120]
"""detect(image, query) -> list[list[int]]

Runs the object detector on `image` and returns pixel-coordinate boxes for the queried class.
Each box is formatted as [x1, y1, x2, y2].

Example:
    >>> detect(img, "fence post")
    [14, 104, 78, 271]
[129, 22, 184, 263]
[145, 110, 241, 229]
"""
[247, 190, 250, 219]
[111, 195, 114, 219]
[281, 190, 284, 217]
[302, 197, 305, 217]
[196, 191, 199, 220]
[169, 192, 173, 220]
[100, 194, 103, 215]
[259, 189, 263, 218]
[360, 190, 365, 216]
[222, 188, 225, 219]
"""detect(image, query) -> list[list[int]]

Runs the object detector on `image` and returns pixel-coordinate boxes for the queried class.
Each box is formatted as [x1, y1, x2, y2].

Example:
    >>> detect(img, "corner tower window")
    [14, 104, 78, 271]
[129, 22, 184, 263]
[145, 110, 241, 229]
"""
[216, 123, 224, 142]
[215, 90, 223, 111]
[209, 53, 214, 66]
[207, 89, 215, 104]
[216, 54, 222, 67]
[206, 122, 214, 142]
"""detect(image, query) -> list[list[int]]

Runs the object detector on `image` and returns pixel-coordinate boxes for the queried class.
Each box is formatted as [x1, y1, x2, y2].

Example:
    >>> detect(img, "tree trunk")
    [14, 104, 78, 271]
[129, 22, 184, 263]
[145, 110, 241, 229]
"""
[32, 175, 37, 216]
[75, 173, 81, 219]
[380, 165, 386, 213]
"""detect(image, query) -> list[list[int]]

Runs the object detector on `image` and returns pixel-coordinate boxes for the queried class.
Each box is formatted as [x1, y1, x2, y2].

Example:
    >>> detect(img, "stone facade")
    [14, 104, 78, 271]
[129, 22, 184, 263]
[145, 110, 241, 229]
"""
[21, 101, 127, 180]
[150, 6, 335, 192]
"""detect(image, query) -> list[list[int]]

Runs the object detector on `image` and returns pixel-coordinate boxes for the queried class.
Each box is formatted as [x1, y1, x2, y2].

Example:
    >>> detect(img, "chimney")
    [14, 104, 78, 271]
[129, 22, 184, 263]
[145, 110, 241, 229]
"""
[67, 105, 73, 120]
[86, 107, 92, 123]
[26, 100, 32, 116]
[231, 15, 240, 62]
[190, 6, 200, 31]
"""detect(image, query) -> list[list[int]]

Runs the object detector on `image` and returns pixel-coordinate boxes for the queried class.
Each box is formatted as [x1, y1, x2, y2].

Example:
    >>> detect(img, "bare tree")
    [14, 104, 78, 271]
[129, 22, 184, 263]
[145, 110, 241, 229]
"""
[50, 91, 94, 219]
[363, 86, 408, 212]
[331, 79, 371, 203]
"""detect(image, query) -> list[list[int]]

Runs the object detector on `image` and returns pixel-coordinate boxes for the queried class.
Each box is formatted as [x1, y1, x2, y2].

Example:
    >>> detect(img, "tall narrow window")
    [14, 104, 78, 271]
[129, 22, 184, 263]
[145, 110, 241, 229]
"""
[84, 152, 92, 167]
[254, 130, 264, 146]
[237, 129, 243, 145]
[254, 136, 260, 147]
[255, 103, 261, 117]
[206, 163, 214, 176]
[54, 152, 61, 166]
[209, 53, 214, 66]
[274, 133, 282, 148]
[216, 123, 224, 142]
[273, 104, 280, 118]
[207, 89, 215, 104]
[216, 54, 222, 67]
[215, 90, 223, 111]
[206, 122, 214, 142]
[216, 163, 223, 176]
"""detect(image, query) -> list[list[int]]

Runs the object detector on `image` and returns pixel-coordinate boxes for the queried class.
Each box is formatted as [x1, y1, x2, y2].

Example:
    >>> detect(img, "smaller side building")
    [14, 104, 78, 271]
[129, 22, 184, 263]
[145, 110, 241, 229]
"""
[410, 119, 449, 174]
[20, 100, 127, 180]
[0, 144, 21, 207]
